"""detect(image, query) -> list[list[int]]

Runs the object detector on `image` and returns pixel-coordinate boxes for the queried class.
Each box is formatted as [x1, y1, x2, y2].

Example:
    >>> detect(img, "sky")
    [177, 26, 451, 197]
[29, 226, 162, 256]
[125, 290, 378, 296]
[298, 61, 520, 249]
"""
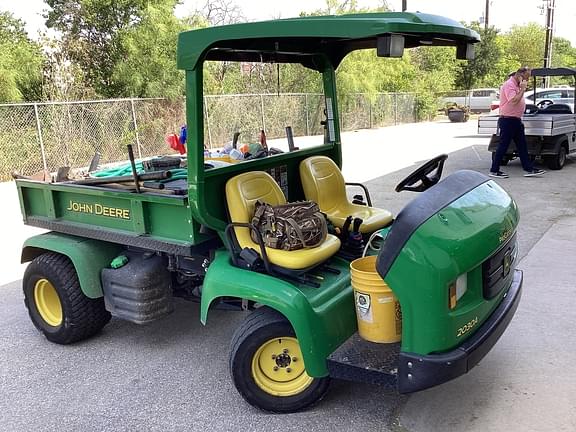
[1, 0, 575, 45]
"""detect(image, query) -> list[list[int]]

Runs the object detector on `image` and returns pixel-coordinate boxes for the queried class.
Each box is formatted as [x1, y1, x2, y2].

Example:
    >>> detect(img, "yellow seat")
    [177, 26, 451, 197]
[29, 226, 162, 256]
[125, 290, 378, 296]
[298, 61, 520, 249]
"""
[225, 171, 341, 270]
[300, 156, 394, 234]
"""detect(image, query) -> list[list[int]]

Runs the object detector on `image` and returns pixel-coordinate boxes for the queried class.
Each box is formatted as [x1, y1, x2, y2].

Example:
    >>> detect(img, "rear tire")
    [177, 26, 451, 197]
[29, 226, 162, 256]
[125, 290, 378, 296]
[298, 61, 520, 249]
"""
[545, 145, 567, 170]
[23, 252, 111, 344]
[229, 307, 330, 413]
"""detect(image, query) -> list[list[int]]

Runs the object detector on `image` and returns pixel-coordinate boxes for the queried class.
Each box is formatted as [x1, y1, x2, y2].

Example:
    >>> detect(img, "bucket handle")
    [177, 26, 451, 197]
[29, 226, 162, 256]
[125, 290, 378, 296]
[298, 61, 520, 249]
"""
[362, 228, 390, 257]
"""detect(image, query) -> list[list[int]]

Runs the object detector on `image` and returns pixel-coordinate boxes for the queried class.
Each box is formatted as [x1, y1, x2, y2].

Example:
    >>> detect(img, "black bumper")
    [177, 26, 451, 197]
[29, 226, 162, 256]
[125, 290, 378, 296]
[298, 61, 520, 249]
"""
[398, 269, 523, 393]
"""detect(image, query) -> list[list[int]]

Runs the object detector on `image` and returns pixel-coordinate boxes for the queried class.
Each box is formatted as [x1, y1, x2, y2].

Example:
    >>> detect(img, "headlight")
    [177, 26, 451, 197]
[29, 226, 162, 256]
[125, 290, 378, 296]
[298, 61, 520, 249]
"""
[448, 273, 468, 310]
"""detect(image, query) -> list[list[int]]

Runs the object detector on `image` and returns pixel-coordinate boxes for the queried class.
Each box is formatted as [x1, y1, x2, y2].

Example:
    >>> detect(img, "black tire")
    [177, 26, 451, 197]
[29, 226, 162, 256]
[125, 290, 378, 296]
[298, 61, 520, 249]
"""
[545, 145, 567, 170]
[229, 307, 330, 413]
[23, 252, 111, 344]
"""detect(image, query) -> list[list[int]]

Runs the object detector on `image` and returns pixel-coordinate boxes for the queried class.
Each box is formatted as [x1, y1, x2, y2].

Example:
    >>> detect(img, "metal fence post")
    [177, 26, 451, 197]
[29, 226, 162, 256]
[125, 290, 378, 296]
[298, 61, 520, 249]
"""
[304, 94, 310, 136]
[130, 99, 142, 158]
[260, 94, 266, 132]
[368, 96, 373, 129]
[394, 93, 399, 125]
[33, 103, 48, 171]
[204, 96, 213, 148]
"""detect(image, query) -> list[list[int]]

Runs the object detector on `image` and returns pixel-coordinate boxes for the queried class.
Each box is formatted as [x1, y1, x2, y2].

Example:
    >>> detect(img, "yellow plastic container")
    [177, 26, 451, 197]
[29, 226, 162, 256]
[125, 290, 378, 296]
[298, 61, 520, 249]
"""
[350, 255, 402, 343]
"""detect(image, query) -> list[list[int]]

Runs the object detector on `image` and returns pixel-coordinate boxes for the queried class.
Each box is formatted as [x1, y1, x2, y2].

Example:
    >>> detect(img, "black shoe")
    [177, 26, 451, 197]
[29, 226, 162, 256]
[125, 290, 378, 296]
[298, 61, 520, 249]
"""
[489, 171, 509, 178]
[523, 169, 545, 177]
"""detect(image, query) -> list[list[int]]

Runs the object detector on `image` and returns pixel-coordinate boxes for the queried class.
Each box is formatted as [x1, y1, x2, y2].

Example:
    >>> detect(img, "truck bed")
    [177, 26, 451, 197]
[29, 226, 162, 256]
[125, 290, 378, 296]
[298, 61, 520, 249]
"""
[16, 179, 206, 255]
[478, 113, 576, 136]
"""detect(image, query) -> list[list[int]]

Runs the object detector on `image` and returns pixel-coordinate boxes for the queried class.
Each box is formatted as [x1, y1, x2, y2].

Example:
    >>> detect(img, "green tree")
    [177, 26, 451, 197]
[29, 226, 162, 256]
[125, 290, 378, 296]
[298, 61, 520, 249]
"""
[0, 12, 44, 102]
[455, 24, 501, 89]
[45, 0, 178, 97]
[112, 1, 184, 98]
[503, 23, 545, 68]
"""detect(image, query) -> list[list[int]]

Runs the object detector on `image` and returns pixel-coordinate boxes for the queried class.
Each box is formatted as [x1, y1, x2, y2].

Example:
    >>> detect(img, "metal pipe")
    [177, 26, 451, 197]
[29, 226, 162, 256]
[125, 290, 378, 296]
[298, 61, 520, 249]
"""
[67, 170, 172, 185]
[127, 145, 140, 193]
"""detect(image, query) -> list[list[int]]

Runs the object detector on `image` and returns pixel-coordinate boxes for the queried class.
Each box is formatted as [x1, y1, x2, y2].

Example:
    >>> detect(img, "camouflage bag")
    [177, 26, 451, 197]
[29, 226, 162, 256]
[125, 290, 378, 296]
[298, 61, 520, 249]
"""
[251, 200, 328, 251]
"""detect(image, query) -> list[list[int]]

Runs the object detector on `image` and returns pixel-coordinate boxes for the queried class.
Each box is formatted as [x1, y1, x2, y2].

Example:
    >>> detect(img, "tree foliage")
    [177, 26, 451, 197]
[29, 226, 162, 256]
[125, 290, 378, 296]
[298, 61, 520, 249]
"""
[0, 12, 44, 102]
[2, 0, 574, 108]
[455, 24, 501, 89]
[45, 0, 175, 97]
[112, 1, 185, 98]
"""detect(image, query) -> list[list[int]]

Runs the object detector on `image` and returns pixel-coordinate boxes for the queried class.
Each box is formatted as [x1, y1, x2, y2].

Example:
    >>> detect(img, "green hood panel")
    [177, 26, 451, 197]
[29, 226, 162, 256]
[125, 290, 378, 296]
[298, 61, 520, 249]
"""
[384, 181, 519, 355]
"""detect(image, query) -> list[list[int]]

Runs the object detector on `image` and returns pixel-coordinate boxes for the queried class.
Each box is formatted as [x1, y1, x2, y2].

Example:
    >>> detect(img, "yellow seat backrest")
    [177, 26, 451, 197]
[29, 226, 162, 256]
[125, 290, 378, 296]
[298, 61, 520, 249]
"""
[225, 171, 286, 247]
[300, 156, 394, 233]
[225, 170, 342, 270]
[300, 156, 348, 214]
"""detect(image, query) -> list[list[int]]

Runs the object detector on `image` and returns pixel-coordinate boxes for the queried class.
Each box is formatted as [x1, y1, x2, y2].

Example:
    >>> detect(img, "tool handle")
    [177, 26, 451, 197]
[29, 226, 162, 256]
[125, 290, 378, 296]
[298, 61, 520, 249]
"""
[342, 216, 353, 240]
[352, 217, 363, 234]
[127, 144, 140, 193]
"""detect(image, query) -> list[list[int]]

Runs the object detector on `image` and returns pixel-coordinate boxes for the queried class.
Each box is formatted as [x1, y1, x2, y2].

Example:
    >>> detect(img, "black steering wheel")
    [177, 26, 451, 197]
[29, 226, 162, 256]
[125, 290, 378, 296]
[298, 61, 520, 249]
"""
[536, 99, 554, 109]
[395, 154, 448, 193]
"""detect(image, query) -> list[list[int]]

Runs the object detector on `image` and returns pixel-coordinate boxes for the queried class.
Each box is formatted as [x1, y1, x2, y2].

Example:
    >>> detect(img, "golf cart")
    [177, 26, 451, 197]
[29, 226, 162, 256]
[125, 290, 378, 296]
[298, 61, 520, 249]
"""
[15, 12, 522, 413]
[478, 67, 576, 170]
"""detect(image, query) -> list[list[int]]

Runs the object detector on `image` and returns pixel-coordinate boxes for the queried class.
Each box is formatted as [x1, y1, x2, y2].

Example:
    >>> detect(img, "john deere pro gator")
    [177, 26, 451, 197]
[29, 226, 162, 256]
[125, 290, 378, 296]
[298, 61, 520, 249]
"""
[15, 12, 522, 413]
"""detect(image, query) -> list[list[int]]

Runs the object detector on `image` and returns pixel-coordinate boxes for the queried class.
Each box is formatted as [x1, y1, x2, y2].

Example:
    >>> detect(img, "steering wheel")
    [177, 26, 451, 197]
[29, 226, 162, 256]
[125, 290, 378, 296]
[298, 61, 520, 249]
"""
[536, 99, 554, 109]
[395, 154, 448, 193]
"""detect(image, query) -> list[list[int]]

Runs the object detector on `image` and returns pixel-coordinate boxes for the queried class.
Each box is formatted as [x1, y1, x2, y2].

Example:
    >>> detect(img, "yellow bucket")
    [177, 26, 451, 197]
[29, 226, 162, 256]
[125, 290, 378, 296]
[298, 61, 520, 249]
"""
[350, 255, 402, 343]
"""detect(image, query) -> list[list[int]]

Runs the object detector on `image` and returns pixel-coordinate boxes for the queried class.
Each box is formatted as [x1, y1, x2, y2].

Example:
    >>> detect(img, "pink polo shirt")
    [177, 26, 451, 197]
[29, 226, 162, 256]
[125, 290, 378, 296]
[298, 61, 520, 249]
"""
[499, 77, 525, 118]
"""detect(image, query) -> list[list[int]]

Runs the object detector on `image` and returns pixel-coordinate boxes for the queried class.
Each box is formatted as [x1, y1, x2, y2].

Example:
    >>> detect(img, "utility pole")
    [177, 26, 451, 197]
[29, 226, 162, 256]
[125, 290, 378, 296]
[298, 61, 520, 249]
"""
[484, 0, 490, 30]
[402, 1, 407, 12]
[542, 0, 556, 87]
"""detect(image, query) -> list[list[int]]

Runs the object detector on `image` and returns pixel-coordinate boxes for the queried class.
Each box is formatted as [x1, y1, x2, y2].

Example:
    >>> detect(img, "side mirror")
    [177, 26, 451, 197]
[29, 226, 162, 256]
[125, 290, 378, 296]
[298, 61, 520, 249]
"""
[456, 43, 475, 60]
[377, 35, 405, 58]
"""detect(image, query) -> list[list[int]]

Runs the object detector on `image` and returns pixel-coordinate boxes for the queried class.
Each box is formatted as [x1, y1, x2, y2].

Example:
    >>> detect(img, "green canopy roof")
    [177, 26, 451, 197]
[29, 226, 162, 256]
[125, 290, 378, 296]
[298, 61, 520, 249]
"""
[177, 12, 480, 71]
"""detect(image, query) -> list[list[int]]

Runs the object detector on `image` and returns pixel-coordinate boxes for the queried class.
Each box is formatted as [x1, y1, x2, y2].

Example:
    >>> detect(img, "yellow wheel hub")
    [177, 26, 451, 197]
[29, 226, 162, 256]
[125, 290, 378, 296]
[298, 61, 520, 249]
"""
[34, 279, 62, 327]
[251, 336, 313, 397]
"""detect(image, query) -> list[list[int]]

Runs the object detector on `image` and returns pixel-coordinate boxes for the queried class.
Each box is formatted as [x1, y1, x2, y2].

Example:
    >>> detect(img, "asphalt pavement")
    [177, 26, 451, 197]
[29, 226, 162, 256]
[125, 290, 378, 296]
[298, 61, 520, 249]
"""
[1, 119, 575, 431]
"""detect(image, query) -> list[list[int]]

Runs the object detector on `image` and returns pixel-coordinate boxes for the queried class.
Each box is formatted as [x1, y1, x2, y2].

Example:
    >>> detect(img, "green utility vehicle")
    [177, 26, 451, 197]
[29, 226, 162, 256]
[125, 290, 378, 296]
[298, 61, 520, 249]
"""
[16, 12, 522, 413]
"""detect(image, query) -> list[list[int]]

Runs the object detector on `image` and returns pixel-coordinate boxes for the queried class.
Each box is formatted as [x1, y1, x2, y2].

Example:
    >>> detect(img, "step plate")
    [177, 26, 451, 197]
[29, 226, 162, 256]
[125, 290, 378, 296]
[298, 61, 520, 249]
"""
[327, 332, 400, 388]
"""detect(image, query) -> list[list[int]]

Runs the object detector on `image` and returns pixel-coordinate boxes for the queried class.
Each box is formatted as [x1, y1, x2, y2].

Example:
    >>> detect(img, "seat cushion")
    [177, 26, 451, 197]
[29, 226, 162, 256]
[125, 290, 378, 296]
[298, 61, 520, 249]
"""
[300, 156, 394, 233]
[328, 203, 394, 233]
[226, 171, 340, 270]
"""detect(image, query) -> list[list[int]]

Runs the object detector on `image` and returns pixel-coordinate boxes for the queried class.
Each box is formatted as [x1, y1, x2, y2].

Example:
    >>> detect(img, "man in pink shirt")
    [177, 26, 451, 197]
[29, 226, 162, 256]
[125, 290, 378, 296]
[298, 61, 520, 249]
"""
[490, 67, 546, 178]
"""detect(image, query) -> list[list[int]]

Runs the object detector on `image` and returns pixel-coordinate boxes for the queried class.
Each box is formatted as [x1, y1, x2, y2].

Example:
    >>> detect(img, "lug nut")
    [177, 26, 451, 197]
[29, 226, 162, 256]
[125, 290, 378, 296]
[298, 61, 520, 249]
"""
[271, 354, 276, 359]
[283, 349, 289, 354]
[291, 357, 298, 362]
[286, 368, 292, 373]
[273, 366, 279, 371]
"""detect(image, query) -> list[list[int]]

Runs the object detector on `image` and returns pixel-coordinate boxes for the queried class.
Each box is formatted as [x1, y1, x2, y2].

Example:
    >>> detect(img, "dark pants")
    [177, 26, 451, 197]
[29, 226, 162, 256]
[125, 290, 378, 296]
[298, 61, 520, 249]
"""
[491, 116, 534, 173]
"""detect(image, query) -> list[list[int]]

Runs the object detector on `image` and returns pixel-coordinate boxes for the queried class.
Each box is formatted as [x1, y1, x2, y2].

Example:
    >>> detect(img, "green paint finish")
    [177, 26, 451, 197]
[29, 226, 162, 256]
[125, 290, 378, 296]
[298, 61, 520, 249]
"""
[17, 181, 195, 245]
[384, 181, 519, 355]
[145, 202, 195, 243]
[177, 12, 480, 71]
[201, 251, 357, 377]
[130, 200, 146, 234]
[21, 232, 123, 298]
[22, 187, 49, 218]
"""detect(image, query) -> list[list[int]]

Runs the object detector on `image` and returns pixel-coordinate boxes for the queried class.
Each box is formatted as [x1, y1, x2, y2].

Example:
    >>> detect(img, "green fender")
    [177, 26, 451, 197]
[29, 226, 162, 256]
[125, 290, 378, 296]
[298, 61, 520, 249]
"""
[21, 232, 123, 299]
[201, 251, 357, 377]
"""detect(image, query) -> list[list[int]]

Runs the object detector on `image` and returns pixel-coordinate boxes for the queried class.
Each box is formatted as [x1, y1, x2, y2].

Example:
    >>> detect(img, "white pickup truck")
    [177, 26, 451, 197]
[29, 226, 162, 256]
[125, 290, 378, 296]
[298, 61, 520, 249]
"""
[441, 88, 499, 112]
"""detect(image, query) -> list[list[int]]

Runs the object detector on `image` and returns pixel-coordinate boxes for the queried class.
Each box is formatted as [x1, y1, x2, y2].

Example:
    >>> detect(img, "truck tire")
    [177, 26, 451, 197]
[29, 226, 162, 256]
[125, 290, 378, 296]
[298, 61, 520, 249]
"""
[23, 252, 111, 344]
[545, 144, 567, 170]
[229, 307, 330, 413]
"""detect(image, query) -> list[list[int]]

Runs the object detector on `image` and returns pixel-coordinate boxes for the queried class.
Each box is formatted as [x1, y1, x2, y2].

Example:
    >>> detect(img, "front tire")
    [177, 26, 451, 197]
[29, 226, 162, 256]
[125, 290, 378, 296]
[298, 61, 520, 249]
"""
[229, 307, 330, 413]
[23, 252, 111, 344]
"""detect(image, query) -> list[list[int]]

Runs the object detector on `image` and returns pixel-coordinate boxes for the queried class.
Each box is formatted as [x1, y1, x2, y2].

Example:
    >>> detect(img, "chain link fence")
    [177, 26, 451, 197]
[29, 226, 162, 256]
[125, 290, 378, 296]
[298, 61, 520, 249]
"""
[0, 93, 417, 181]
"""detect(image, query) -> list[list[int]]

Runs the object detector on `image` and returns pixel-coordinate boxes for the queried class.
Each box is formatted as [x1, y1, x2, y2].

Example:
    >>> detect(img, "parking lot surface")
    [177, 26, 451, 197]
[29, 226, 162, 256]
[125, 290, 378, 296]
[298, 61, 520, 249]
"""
[1, 119, 575, 431]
